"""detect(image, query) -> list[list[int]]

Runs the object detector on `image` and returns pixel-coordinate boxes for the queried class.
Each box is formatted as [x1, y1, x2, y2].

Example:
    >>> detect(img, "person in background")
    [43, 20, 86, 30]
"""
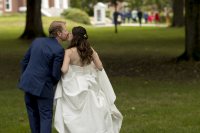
[132, 9, 138, 23]
[155, 11, 160, 23]
[137, 9, 143, 26]
[143, 12, 149, 23]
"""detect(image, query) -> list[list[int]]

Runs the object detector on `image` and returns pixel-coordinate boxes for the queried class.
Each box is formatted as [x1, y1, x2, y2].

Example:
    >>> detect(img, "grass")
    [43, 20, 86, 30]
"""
[1, 15, 200, 133]
[114, 77, 200, 133]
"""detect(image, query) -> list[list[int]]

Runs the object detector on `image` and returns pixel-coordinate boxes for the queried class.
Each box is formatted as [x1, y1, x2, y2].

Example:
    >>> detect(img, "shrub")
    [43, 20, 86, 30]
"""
[62, 8, 91, 25]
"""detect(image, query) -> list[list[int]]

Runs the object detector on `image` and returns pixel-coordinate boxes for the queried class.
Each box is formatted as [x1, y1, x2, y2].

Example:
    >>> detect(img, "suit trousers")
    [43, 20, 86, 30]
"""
[25, 92, 53, 133]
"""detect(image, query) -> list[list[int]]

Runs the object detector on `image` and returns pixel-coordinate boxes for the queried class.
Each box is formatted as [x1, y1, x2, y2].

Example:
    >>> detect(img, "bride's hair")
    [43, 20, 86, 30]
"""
[67, 26, 93, 65]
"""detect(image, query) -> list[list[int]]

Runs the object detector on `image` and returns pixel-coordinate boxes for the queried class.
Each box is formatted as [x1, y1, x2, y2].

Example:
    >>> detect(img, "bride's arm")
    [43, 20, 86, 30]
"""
[61, 49, 72, 74]
[92, 48, 103, 71]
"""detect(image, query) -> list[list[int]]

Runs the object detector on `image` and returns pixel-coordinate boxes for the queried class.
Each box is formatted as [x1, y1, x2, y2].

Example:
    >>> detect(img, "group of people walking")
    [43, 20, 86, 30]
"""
[113, 9, 161, 26]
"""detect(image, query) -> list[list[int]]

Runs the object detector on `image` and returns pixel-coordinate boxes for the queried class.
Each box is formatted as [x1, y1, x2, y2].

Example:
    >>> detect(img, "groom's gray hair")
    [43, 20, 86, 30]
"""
[49, 21, 66, 37]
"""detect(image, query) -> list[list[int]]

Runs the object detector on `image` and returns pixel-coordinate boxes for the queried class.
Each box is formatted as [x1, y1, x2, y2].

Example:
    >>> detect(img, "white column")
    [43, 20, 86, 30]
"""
[42, 0, 49, 8]
[54, 0, 60, 8]
[62, 0, 68, 9]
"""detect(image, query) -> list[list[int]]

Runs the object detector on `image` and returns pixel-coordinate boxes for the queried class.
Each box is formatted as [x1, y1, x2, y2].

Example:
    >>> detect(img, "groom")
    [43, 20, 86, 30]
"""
[19, 21, 69, 133]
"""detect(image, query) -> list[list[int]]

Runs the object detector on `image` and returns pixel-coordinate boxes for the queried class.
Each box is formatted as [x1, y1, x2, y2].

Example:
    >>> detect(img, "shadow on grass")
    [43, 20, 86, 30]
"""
[102, 54, 200, 82]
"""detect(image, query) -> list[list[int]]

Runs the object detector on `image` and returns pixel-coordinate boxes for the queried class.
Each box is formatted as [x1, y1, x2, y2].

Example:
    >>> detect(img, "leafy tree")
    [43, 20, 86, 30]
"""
[70, 0, 82, 8]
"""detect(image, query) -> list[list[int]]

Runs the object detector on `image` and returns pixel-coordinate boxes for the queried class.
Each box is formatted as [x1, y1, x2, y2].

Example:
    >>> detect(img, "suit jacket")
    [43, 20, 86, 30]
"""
[19, 37, 64, 98]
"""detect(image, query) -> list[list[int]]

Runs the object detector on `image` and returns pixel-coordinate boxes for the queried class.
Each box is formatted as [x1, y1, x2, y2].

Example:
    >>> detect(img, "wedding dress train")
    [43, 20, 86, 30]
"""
[54, 63, 123, 133]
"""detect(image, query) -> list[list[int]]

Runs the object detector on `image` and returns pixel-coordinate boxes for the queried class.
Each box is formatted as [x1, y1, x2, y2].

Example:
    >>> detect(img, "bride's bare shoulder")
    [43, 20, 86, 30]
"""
[64, 48, 73, 56]
[66, 47, 78, 52]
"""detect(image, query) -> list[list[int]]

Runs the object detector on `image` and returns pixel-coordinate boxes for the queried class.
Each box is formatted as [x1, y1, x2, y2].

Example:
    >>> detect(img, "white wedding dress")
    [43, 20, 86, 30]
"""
[54, 63, 123, 133]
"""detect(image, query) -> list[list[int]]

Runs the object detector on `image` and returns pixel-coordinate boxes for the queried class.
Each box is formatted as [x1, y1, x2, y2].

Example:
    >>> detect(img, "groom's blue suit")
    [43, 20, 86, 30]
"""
[19, 37, 64, 133]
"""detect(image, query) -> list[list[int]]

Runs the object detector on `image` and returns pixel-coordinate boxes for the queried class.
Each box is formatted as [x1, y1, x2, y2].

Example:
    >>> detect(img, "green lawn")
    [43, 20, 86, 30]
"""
[1, 16, 200, 133]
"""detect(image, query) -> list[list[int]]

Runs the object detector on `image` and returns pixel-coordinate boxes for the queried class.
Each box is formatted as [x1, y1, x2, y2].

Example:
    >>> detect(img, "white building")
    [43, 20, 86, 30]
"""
[94, 2, 107, 25]
[0, 0, 70, 16]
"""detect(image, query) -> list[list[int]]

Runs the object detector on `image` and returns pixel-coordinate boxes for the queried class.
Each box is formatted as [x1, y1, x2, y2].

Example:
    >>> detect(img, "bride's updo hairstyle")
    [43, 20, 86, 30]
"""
[68, 26, 93, 65]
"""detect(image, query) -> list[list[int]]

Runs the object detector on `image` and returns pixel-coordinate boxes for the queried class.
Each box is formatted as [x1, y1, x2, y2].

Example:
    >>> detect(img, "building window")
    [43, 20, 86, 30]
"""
[5, 0, 12, 12]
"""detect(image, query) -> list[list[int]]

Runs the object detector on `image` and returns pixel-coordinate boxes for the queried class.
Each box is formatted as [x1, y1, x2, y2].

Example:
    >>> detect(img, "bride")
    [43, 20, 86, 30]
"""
[54, 26, 123, 133]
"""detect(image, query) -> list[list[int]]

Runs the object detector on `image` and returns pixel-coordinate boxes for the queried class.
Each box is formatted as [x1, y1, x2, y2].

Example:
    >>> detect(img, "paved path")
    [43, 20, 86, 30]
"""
[92, 23, 168, 27]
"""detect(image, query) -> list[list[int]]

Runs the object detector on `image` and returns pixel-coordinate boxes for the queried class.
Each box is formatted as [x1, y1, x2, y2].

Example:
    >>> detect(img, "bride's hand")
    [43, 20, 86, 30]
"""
[67, 33, 73, 41]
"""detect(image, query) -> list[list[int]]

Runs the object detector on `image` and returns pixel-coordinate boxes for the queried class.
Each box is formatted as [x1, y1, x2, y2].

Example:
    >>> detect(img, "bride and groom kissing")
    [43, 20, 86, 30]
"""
[18, 21, 123, 133]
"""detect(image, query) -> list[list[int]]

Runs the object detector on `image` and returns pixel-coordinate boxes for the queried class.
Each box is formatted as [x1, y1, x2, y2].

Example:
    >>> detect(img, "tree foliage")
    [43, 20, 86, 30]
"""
[62, 8, 91, 25]
[126, 0, 172, 10]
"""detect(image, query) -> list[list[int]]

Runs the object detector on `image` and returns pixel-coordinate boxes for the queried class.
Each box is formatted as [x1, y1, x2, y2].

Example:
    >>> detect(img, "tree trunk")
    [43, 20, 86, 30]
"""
[20, 0, 46, 40]
[178, 0, 200, 61]
[172, 0, 184, 27]
[111, 0, 118, 33]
